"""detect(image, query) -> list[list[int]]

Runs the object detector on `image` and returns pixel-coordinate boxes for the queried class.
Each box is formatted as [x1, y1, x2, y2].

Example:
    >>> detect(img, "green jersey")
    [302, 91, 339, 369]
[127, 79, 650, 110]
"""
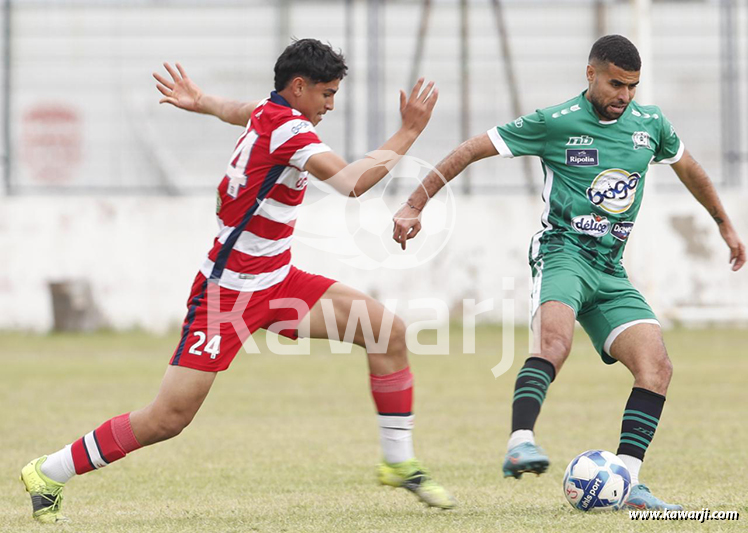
[488, 90, 684, 277]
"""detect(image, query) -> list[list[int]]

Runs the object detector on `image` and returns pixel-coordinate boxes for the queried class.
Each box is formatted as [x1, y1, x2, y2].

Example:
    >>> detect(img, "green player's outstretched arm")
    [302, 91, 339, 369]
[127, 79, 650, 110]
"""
[392, 132, 498, 250]
[671, 149, 746, 271]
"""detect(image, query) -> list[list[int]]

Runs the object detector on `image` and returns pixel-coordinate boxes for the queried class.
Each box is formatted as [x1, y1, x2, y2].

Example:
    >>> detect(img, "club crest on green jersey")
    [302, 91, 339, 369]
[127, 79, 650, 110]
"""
[586, 169, 641, 214]
[632, 131, 651, 150]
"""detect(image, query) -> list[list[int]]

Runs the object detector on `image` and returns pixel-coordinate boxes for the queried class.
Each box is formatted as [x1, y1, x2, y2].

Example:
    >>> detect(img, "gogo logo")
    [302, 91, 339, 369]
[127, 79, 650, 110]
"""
[572, 213, 610, 237]
[611, 221, 634, 241]
[586, 169, 641, 214]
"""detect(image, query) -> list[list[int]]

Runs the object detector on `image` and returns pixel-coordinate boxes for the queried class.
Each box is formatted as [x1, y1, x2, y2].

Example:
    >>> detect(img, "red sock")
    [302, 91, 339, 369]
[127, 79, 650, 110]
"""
[70, 413, 142, 475]
[370, 367, 413, 415]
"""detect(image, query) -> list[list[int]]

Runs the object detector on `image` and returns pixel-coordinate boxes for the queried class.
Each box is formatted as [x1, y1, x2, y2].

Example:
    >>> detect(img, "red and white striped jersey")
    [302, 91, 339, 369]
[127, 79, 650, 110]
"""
[199, 92, 331, 292]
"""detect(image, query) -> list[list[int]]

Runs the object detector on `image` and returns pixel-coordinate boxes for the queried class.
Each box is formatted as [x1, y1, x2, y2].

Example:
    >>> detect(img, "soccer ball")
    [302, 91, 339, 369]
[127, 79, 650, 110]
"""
[563, 450, 631, 512]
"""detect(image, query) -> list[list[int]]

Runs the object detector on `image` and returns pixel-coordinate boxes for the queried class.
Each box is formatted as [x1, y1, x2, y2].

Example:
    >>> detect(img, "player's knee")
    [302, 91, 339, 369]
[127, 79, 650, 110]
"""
[657, 353, 673, 385]
[635, 350, 673, 392]
[542, 332, 572, 362]
[154, 409, 195, 440]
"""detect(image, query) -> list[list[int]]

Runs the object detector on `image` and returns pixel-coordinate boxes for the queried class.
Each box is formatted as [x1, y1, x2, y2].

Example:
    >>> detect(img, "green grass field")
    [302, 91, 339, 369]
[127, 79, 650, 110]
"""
[1, 326, 746, 532]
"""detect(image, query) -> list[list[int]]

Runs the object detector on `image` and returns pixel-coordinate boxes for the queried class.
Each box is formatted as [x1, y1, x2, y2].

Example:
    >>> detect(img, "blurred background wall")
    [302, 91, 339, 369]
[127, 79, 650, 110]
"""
[0, 0, 746, 331]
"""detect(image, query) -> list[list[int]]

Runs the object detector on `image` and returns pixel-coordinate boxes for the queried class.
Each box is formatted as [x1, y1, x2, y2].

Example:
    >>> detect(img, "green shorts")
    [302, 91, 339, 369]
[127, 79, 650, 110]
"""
[530, 253, 659, 364]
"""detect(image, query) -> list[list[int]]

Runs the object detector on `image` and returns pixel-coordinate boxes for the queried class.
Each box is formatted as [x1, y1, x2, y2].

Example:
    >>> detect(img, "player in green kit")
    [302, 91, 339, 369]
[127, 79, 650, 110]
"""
[393, 35, 745, 511]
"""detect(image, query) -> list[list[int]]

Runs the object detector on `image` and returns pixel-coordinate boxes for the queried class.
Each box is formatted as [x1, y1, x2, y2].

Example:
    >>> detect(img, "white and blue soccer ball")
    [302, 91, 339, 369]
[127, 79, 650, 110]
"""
[563, 450, 631, 512]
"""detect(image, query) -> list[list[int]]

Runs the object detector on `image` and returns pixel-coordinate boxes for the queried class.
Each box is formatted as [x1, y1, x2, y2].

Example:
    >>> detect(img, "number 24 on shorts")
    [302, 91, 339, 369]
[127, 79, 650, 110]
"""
[188, 332, 222, 359]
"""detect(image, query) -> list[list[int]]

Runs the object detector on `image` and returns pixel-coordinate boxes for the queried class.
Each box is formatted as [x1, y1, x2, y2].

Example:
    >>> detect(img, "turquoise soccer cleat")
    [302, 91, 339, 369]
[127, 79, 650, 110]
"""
[502, 442, 550, 479]
[623, 483, 683, 511]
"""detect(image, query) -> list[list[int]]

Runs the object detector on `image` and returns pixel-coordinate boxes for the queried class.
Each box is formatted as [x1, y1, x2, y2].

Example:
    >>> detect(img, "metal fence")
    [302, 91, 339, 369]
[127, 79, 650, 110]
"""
[1, 0, 747, 195]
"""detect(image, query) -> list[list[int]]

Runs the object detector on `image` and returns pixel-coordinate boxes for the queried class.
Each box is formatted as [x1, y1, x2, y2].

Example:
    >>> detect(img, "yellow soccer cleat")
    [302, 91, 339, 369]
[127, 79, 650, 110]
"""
[378, 458, 456, 509]
[20, 456, 68, 524]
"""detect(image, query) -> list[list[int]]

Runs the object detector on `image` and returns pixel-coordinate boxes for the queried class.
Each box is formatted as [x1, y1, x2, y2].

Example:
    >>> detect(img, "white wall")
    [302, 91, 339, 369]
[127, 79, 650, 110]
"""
[2, 188, 746, 332]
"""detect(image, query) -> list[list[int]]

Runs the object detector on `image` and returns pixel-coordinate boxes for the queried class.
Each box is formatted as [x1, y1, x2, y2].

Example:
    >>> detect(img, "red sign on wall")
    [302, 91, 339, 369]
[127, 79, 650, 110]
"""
[22, 104, 82, 184]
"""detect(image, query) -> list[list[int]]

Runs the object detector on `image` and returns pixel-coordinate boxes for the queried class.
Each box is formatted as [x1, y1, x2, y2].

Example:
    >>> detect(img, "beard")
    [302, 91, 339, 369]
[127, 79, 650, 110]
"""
[589, 92, 627, 121]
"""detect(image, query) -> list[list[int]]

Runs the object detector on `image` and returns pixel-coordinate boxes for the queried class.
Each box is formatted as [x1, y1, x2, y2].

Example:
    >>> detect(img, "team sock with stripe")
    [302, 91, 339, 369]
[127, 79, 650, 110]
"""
[41, 445, 76, 484]
[40, 413, 142, 484]
[509, 357, 556, 441]
[618, 454, 643, 486]
[617, 387, 665, 484]
[370, 367, 415, 465]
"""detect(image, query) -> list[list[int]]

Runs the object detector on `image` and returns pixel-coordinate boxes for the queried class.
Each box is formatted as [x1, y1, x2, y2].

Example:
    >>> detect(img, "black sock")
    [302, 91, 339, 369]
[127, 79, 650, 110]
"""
[617, 387, 665, 461]
[511, 357, 556, 432]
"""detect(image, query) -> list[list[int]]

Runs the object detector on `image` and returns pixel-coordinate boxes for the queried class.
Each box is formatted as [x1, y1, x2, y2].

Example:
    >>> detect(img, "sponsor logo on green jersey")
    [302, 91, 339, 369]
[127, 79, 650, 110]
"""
[611, 221, 635, 241]
[566, 149, 599, 166]
[566, 135, 594, 146]
[586, 169, 641, 214]
[572, 213, 611, 237]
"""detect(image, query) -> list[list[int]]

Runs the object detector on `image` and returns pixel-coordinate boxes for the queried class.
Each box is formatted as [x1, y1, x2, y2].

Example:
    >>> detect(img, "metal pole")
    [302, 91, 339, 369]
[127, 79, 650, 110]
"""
[719, 0, 741, 187]
[490, 0, 535, 195]
[2, 0, 10, 195]
[367, 0, 382, 151]
[344, 0, 354, 162]
[408, 0, 431, 89]
[593, 0, 607, 39]
[631, 0, 653, 105]
[389, 0, 430, 196]
[277, 0, 290, 54]
[719, 0, 740, 186]
[460, 0, 471, 193]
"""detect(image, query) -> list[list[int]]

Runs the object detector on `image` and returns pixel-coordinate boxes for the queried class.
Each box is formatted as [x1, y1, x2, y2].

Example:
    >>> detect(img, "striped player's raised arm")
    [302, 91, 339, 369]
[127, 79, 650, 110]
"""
[154, 62, 259, 127]
[305, 78, 438, 197]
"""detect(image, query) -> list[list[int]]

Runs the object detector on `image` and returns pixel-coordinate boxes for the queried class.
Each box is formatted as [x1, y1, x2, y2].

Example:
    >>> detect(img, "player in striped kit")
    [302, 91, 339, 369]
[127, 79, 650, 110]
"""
[20, 39, 453, 524]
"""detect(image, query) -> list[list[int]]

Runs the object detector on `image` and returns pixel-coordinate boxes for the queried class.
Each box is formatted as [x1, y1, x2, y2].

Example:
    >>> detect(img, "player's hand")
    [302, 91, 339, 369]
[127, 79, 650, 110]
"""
[392, 203, 423, 250]
[153, 62, 204, 113]
[719, 224, 746, 271]
[399, 78, 438, 135]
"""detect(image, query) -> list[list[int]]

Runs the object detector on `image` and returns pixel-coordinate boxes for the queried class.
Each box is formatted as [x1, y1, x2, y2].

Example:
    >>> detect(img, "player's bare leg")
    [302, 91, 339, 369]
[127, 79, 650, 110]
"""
[130, 366, 216, 446]
[609, 324, 672, 395]
[608, 323, 682, 511]
[530, 301, 576, 371]
[302, 282, 408, 374]
[503, 301, 575, 478]
[20, 365, 216, 523]
[299, 282, 455, 509]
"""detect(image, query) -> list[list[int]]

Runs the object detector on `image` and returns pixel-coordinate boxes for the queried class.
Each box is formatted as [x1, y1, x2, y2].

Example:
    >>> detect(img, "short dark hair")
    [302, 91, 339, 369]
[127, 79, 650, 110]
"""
[274, 38, 348, 92]
[588, 34, 641, 72]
